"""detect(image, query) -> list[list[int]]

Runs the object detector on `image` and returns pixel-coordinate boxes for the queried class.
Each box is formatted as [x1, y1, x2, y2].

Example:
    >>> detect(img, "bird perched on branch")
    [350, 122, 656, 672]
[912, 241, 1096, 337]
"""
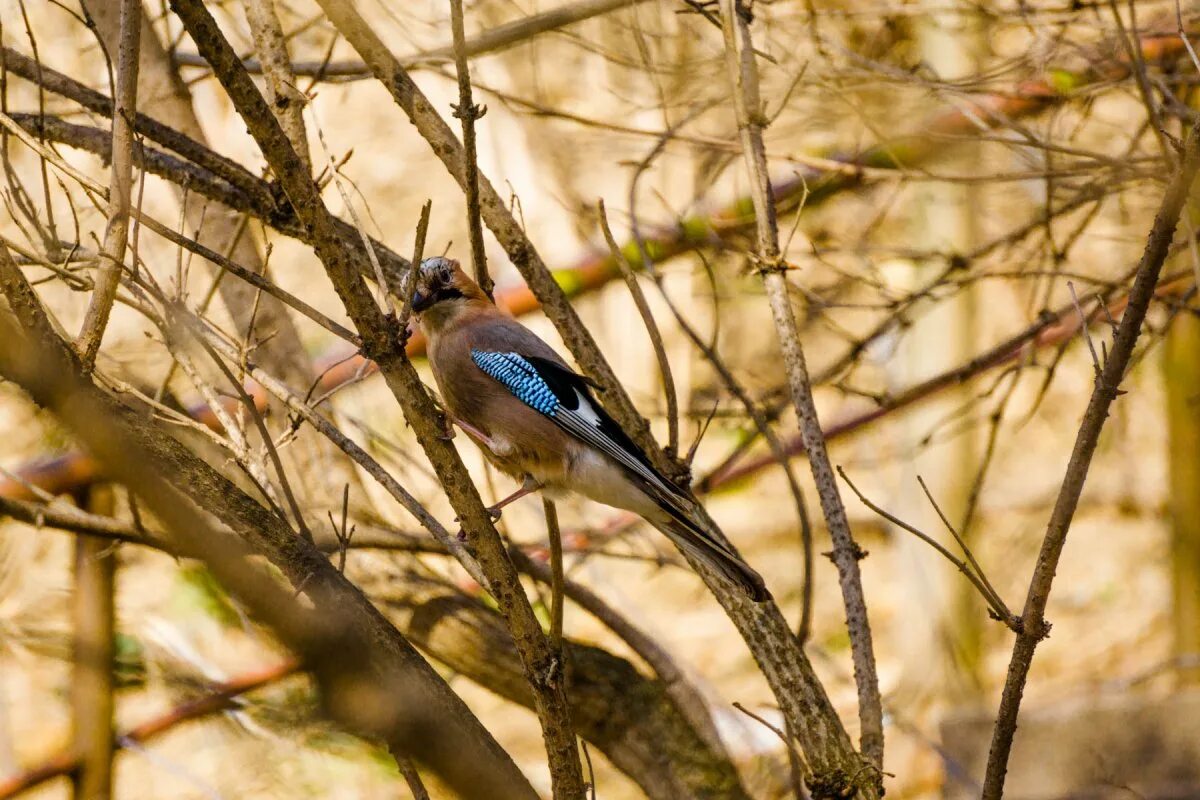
[412, 256, 768, 601]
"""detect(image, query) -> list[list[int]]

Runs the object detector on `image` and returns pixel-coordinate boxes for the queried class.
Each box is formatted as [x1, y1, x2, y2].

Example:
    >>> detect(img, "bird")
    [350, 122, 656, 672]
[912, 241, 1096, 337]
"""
[411, 256, 768, 601]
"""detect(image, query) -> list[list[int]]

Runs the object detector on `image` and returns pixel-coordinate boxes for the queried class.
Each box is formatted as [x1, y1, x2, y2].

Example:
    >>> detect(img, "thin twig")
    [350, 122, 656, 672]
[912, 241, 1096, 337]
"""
[916, 475, 1012, 626]
[597, 199, 679, 455]
[981, 117, 1200, 799]
[399, 200, 433, 333]
[448, 0, 492, 299]
[75, 0, 140, 369]
[839, 468, 1017, 630]
[543, 497, 565, 650]
[309, 103, 396, 317]
[731, 702, 811, 792]
[397, 759, 432, 800]
[1068, 280, 1102, 375]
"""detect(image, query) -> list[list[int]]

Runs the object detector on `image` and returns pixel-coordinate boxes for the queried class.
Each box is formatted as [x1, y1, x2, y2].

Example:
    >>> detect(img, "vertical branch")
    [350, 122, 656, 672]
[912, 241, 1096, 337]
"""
[243, 0, 310, 172]
[717, 0, 884, 773]
[981, 118, 1200, 799]
[448, 0, 492, 299]
[543, 497, 565, 650]
[1164, 305, 1200, 686]
[76, 0, 140, 369]
[71, 484, 116, 800]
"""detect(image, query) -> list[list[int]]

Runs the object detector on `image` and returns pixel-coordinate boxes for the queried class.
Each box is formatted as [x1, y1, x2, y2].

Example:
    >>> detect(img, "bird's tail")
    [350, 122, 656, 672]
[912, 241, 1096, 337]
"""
[650, 512, 770, 602]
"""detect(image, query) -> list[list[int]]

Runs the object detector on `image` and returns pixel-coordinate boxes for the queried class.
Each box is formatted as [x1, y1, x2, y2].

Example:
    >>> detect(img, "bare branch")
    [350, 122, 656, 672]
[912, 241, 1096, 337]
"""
[76, 0, 140, 369]
[717, 0, 883, 776]
[448, 0, 492, 299]
[242, 0, 309, 171]
[981, 117, 1200, 799]
[597, 199, 679, 456]
[839, 468, 1018, 631]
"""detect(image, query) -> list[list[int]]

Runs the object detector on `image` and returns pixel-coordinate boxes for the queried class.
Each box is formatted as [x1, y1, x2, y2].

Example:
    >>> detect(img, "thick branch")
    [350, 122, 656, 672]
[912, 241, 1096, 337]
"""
[0, 243, 538, 799]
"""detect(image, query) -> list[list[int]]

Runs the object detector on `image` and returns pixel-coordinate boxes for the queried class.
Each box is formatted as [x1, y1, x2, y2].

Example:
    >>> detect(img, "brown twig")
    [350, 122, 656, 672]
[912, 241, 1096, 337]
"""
[398, 759, 433, 800]
[242, 0, 309, 172]
[597, 199, 679, 456]
[543, 497, 566, 651]
[0, 660, 299, 799]
[399, 201, 433, 332]
[839, 468, 1018, 631]
[717, 0, 883, 776]
[981, 117, 1200, 799]
[731, 702, 811, 793]
[448, 0, 492, 299]
[75, 0, 140, 369]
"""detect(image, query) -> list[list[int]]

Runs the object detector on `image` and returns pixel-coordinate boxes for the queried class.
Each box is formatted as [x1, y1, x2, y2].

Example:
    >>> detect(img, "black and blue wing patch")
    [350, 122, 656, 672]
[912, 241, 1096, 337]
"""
[470, 348, 686, 504]
[470, 351, 560, 416]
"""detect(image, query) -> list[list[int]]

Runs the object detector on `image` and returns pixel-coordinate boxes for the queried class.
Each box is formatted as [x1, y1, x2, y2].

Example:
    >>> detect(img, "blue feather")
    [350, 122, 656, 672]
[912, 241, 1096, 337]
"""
[471, 351, 560, 417]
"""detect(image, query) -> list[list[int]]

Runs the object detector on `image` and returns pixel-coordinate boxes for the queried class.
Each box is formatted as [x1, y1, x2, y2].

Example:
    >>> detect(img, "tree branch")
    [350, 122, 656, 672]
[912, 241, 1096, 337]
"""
[0, 241, 539, 799]
[75, 0, 140, 369]
[980, 117, 1200, 799]
[718, 0, 883, 776]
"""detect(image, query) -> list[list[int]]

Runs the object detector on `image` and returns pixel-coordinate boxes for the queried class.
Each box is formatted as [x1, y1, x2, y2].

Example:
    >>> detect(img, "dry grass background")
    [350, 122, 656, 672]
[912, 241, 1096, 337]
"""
[0, 0, 1191, 797]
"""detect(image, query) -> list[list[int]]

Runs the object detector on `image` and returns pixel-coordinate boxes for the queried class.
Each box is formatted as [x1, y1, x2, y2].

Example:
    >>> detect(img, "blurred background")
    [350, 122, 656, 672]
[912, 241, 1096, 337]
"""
[0, 0, 1198, 797]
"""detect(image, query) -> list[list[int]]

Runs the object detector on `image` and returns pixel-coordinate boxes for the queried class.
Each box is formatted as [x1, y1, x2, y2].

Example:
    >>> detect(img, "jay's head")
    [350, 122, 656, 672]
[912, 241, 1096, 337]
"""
[411, 257, 487, 331]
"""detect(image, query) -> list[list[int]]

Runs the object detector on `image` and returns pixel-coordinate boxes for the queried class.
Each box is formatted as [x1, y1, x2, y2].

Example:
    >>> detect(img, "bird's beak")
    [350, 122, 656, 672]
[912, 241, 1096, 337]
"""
[411, 288, 431, 313]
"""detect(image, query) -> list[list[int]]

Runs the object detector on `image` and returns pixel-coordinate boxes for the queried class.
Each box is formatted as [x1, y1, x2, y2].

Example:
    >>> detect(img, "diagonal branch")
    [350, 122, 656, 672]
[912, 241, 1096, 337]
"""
[0, 244, 539, 800]
[313, 0, 666, 476]
[981, 118, 1200, 799]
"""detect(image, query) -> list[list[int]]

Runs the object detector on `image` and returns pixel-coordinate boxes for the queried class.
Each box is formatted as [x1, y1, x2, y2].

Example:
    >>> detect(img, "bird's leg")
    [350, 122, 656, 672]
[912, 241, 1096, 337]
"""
[485, 475, 542, 520]
[448, 415, 495, 448]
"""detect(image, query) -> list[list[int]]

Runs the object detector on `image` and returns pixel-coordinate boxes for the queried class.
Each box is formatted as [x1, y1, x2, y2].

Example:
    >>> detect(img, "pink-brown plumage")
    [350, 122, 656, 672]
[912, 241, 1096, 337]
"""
[413, 257, 768, 600]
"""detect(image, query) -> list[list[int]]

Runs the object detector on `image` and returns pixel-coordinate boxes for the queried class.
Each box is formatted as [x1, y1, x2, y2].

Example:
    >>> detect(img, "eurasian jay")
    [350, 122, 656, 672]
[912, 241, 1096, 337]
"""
[412, 256, 768, 601]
